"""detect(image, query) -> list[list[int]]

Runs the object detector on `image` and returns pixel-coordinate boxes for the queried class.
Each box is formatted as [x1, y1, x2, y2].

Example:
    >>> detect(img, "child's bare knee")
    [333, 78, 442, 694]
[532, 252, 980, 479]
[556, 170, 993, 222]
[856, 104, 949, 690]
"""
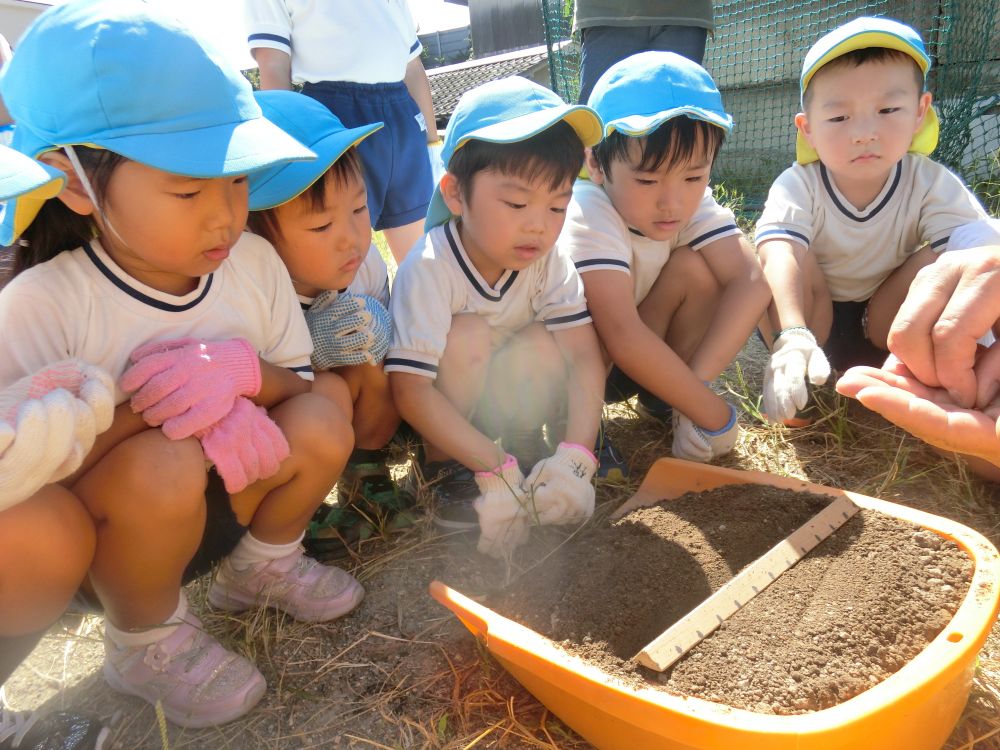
[281, 393, 354, 463]
[111, 432, 208, 523]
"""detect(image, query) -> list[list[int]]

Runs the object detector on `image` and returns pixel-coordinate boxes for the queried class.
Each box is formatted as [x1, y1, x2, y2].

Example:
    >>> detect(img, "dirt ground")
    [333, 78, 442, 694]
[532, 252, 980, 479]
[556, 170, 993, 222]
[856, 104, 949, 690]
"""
[6, 337, 1000, 749]
[494, 486, 972, 714]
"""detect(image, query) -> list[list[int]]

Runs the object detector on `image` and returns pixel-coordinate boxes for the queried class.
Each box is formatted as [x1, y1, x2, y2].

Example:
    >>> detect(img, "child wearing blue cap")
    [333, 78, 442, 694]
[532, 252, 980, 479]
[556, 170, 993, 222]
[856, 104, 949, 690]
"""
[0, 146, 113, 749]
[756, 17, 991, 425]
[0, 0, 364, 728]
[246, 90, 411, 554]
[385, 77, 606, 559]
[562, 51, 769, 463]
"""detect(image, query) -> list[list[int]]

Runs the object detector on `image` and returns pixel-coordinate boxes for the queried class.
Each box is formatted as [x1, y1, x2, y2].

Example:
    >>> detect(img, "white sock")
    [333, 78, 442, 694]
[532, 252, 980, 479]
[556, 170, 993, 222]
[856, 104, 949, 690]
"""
[105, 592, 187, 648]
[226, 531, 304, 571]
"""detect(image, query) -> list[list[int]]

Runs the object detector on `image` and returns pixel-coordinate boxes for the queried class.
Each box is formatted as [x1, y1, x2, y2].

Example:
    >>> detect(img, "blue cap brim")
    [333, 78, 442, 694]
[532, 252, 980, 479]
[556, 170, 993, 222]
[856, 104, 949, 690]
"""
[249, 122, 383, 211]
[0, 145, 66, 244]
[605, 106, 733, 137]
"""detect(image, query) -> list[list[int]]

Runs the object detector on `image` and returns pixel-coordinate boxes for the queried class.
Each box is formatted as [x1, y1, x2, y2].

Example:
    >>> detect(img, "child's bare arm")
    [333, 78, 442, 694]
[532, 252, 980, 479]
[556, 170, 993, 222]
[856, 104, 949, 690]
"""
[254, 361, 312, 408]
[583, 269, 731, 429]
[692, 234, 771, 377]
[389, 372, 505, 471]
[758, 238, 812, 333]
[551, 324, 604, 450]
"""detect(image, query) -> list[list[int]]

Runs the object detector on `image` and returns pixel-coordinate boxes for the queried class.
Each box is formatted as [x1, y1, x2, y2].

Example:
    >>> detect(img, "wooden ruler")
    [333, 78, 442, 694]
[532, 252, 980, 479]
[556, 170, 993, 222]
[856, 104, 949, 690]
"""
[634, 494, 860, 672]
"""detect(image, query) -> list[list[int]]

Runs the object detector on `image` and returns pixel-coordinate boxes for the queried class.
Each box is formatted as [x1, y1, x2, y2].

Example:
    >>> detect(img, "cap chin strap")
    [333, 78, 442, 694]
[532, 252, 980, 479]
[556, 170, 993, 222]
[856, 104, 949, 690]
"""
[63, 145, 129, 249]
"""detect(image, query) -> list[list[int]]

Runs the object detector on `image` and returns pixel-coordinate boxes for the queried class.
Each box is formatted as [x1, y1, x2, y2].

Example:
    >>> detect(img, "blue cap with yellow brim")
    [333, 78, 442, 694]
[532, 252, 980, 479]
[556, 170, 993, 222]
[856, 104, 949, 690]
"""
[797, 16, 939, 165]
[0, 144, 65, 234]
[424, 76, 603, 231]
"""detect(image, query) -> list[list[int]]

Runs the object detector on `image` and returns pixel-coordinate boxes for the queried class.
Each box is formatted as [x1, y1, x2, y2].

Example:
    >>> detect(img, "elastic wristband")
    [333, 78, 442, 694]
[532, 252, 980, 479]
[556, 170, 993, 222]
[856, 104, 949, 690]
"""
[702, 403, 738, 436]
[773, 325, 811, 343]
[474, 453, 517, 477]
[559, 442, 598, 464]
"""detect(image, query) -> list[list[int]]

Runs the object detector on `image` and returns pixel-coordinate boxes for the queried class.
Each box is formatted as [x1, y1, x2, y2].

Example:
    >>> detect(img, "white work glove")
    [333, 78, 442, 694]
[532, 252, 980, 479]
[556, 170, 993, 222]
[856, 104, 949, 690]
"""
[525, 442, 597, 525]
[306, 291, 393, 369]
[474, 454, 529, 558]
[763, 327, 831, 422]
[671, 402, 739, 463]
[0, 360, 115, 511]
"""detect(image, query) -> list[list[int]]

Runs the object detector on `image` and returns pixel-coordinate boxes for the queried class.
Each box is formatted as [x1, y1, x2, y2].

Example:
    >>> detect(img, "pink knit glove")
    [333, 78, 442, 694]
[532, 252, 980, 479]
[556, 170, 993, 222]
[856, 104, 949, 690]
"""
[120, 337, 262, 440]
[195, 397, 289, 494]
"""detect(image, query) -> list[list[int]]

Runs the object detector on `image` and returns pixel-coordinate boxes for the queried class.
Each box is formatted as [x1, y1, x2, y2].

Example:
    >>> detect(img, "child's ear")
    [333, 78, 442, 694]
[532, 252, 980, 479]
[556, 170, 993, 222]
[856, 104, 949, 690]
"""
[584, 147, 606, 185]
[794, 112, 813, 147]
[916, 91, 933, 125]
[439, 171, 465, 216]
[38, 151, 96, 216]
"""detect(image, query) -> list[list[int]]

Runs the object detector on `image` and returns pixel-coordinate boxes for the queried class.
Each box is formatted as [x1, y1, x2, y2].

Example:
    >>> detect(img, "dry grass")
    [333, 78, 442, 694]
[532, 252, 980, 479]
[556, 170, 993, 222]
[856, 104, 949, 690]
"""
[9, 336, 1000, 749]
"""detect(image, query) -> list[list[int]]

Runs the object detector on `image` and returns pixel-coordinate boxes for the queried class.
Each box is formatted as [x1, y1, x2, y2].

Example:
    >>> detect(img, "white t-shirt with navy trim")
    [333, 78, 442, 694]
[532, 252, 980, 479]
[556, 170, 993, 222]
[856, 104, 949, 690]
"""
[754, 153, 988, 302]
[297, 244, 391, 311]
[562, 180, 741, 305]
[0, 232, 314, 405]
[244, 0, 421, 85]
[385, 220, 591, 380]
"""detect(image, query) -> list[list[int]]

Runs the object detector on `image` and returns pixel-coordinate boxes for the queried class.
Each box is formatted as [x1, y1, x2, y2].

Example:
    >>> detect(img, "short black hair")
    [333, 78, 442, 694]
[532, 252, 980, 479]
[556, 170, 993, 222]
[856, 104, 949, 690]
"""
[803, 48, 924, 110]
[248, 147, 364, 246]
[447, 120, 584, 199]
[591, 116, 725, 180]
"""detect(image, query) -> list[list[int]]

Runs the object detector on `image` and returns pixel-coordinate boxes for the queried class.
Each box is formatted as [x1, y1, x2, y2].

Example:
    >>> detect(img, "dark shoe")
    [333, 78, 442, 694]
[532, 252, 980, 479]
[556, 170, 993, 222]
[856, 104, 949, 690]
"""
[634, 391, 673, 423]
[417, 459, 480, 531]
[502, 428, 552, 471]
[595, 423, 628, 480]
[0, 699, 109, 750]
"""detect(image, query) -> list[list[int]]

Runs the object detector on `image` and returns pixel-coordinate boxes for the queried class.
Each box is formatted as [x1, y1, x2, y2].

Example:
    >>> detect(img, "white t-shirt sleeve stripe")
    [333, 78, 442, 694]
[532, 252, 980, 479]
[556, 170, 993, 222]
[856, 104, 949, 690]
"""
[535, 244, 591, 331]
[574, 257, 630, 273]
[244, 0, 292, 51]
[562, 181, 634, 276]
[544, 309, 592, 330]
[247, 32, 291, 54]
[688, 223, 741, 249]
[386, 232, 456, 380]
[384, 356, 439, 377]
[755, 227, 811, 246]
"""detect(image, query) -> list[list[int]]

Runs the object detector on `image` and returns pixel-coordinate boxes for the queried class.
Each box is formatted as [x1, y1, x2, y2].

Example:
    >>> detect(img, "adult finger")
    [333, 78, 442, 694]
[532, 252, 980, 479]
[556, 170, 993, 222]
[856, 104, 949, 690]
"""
[887, 259, 962, 388]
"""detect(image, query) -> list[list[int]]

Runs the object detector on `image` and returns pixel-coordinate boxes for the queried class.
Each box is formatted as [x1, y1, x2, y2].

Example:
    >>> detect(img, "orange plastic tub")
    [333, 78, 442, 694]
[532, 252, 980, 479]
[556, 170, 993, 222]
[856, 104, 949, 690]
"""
[430, 459, 1000, 750]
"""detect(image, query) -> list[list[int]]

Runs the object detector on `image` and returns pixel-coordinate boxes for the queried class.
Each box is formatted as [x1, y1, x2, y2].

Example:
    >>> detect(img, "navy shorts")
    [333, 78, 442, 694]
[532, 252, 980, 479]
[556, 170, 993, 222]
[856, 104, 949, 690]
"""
[303, 80, 433, 231]
[823, 300, 887, 371]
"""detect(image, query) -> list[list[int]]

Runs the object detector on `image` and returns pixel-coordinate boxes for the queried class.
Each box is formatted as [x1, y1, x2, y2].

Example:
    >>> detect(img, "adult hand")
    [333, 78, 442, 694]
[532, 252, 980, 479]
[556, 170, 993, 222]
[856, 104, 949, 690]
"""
[837, 355, 1000, 468]
[888, 245, 1000, 409]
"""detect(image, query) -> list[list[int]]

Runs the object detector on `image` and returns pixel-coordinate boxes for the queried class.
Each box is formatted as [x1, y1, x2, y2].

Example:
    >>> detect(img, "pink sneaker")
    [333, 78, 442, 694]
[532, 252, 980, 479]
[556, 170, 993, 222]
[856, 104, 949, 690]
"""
[208, 549, 364, 622]
[102, 612, 265, 728]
